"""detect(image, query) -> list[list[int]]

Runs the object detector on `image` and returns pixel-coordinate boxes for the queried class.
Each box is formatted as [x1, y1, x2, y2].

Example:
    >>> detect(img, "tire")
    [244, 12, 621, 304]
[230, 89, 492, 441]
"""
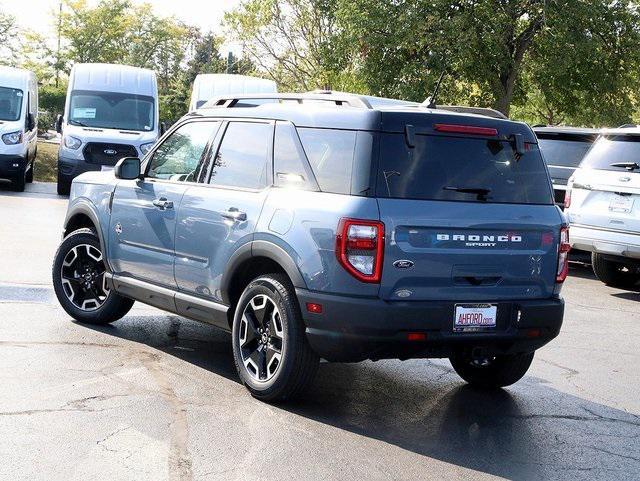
[57, 172, 70, 196]
[591, 253, 640, 289]
[52, 228, 134, 324]
[450, 351, 534, 388]
[232, 273, 319, 402]
[25, 161, 33, 183]
[12, 168, 25, 192]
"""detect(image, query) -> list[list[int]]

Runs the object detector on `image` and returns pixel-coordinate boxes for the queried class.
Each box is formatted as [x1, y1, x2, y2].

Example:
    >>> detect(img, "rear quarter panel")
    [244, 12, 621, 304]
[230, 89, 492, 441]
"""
[256, 188, 380, 296]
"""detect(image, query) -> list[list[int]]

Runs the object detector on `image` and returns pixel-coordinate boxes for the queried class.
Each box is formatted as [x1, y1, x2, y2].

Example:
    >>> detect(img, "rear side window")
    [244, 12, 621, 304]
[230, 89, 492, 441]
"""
[297, 128, 356, 194]
[537, 136, 594, 168]
[274, 122, 318, 190]
[580, 135, 640, 172]
[377, 133, 553, 205]
[210, 122, 271, 189]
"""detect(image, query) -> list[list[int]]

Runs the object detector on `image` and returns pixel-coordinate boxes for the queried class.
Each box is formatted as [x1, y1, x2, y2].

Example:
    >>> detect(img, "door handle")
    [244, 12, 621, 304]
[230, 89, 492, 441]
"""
[221, 207, 247, 222]
[152, 197, 174, 210]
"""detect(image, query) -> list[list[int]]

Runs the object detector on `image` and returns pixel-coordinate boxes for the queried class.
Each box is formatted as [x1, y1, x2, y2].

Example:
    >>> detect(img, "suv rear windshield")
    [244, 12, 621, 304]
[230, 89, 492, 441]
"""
[580, 135, 640, 172]
[537, 135, 594, 168]
[377, 133, 553, 204]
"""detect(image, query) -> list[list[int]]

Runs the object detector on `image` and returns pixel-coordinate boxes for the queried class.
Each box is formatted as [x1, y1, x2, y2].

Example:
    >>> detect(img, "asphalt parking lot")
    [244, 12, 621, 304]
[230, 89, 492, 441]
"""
[0, 182, 639, 481]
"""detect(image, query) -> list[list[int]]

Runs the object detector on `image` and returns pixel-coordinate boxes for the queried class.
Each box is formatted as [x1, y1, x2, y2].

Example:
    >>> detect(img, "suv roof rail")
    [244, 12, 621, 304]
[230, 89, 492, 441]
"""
[202, 92, 373, 110]
[432, 105, 508, 120]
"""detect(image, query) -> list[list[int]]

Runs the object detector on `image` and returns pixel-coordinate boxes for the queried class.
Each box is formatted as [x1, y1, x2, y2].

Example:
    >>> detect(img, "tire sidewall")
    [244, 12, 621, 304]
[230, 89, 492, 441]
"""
[232, 277, 297, 395]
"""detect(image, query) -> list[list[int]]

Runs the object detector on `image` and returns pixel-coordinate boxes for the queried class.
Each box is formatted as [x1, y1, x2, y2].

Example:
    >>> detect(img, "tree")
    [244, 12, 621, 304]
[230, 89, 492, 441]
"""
[224, 0, 357, 91]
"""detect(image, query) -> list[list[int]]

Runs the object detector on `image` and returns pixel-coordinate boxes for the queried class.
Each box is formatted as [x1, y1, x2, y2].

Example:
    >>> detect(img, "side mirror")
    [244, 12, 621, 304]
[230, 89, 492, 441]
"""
[55, 114, 63, 134]
[160, 121, 167, 135]
[26, 113, 36, 132]
[114, 157, 141, 180]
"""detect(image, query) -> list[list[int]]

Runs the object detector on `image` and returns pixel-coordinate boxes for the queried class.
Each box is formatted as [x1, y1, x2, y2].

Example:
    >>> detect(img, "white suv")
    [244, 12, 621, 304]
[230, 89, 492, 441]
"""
[565, 128, 640, 288]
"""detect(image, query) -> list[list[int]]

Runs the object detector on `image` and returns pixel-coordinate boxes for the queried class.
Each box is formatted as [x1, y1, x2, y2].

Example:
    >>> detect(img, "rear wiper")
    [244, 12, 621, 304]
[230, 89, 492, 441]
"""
[443, 186, 492, 200]
[610, 162, 639, 171]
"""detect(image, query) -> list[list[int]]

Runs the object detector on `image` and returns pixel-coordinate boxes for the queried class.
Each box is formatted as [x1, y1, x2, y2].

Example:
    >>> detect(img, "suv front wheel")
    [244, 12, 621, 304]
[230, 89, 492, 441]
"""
[52, 228, 134, 324]
[450, 351, 534, 388]
[232, 274, 319, 402]
[591, 253, 640, 289]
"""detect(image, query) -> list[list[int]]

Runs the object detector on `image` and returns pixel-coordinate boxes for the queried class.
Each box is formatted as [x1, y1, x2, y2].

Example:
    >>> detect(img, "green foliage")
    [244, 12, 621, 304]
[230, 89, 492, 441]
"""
[39, 84, 67, 116]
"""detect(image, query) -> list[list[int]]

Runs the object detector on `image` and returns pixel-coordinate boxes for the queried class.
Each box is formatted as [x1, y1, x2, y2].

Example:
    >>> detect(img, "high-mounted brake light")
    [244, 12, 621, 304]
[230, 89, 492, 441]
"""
[434, 124, 498, 136]
[556, 227, 570, 283]
[336, 218, 384, 283]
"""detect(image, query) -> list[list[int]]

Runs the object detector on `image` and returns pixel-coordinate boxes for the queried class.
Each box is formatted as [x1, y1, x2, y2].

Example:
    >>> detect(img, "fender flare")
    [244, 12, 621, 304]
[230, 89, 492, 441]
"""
[220, 240, 307, 305]
[63, 200, 111, 273]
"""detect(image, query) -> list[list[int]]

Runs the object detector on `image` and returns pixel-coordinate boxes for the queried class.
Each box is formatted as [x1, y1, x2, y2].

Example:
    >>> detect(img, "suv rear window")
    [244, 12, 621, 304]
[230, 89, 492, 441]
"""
[537, 136, 594, 168]
[580, 135, 640, 172]
[377, 133, 553, 204]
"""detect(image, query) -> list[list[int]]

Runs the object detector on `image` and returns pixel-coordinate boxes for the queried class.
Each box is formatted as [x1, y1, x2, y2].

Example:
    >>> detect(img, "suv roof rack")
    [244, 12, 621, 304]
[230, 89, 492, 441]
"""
[202, 92, 373, 109]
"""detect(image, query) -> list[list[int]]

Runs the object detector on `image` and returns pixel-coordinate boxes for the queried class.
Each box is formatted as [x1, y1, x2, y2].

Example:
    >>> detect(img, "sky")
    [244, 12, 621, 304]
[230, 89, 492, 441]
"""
[3, 0, 243, 53]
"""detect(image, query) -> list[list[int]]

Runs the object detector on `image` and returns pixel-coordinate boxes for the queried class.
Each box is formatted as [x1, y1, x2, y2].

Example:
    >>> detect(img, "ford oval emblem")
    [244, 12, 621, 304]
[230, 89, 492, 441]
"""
[104, 149, 117, 155]
[393, 259, 414, 269]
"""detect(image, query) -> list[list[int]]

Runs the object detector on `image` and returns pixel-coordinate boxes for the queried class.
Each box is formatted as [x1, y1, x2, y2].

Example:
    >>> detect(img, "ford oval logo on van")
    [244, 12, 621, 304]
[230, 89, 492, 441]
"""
[103, 149, 117, 155]
[393, 260, 414, 269]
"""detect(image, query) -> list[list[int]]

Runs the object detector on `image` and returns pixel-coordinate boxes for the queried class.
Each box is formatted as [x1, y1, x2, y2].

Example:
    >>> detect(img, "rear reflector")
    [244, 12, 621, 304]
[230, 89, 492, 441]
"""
[306, 302, 323, 314]
[434, 124, 498, 136]
[527, 328, 541, 338]
[407, 332, 427, 341]
[556, 227, 570, 283]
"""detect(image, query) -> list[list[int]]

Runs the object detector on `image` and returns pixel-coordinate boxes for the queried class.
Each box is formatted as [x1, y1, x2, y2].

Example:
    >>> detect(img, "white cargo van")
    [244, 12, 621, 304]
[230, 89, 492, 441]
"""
[189, 74, 277, 111]
[56, 63, 160, 195]
[0, 66, 38, 192]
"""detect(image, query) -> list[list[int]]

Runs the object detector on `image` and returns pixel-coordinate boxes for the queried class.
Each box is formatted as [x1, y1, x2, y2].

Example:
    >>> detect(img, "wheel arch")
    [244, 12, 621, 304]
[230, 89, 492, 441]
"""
[63, 201, 109, 271]
[221, 240, 307, 328]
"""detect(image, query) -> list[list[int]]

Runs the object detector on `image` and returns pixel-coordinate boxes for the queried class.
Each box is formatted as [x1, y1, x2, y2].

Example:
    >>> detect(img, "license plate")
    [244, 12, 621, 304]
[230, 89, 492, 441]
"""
[609, 194, 634, 213]
[454, 304, 497, 332]
[101, 165, 114, 173]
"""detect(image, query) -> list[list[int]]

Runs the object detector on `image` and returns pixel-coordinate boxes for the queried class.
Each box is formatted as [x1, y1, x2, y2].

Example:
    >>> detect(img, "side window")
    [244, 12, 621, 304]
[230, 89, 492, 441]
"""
[297, 127, 356, 194]
[209, 122, 271, 189]
[147, 121, 216, 182]
[274, 122, 317, 190]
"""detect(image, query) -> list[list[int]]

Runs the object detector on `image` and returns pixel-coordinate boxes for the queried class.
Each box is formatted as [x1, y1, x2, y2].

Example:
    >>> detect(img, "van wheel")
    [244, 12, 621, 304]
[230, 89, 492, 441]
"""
[57, 173, 70, 196]
[25, 161, 33, 183]
[12, 168, 26, 192]
[52, 228, 134, 324]
[232, 274, 319, 402]
[592, 253, 640, 289]
[450, 351, 534, 388]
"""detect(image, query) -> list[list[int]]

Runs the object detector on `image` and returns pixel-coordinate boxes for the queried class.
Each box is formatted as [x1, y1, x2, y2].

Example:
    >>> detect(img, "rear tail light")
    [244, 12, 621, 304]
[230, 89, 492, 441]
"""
[556, 227, 570, 283]
[564, 188, 571, 209]
[336, 218, 384, 283]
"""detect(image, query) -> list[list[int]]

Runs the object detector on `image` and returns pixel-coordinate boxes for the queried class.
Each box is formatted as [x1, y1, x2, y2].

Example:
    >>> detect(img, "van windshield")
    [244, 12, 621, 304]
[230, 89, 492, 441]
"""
[377, 133, 553, 204]
[68, 90, 154, 131]
[0, 87, 23, 121]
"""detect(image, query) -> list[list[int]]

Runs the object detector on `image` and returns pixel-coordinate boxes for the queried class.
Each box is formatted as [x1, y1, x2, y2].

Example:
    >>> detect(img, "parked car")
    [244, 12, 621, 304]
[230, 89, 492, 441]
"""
[189, 74, 277, 111]
[52, 92, 567, 401]
[0, 66, 38, 192]
[565, 128, 640, 288]
[55, 63, 161, 195]
[533, 126, 600, 207]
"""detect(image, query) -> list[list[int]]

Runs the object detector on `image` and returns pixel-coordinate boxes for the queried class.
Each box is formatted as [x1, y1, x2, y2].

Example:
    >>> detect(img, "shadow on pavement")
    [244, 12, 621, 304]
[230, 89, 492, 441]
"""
[80, 313, 640, 480]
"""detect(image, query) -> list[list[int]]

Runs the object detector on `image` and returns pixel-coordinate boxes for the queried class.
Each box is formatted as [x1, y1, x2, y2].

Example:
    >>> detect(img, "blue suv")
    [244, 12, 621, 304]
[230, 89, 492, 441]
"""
[52, 93, 567, 401]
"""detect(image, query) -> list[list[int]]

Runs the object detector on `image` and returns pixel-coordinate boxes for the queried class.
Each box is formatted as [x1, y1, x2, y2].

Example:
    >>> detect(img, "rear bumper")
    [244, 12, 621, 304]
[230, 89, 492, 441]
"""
[296, 289, 564, 362]
[0, 153, 27, 179]
[571, 224, 640, 260]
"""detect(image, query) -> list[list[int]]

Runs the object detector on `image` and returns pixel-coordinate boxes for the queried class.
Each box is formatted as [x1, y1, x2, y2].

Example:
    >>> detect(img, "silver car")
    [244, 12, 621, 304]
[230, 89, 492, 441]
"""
[566, 128, 640, 288]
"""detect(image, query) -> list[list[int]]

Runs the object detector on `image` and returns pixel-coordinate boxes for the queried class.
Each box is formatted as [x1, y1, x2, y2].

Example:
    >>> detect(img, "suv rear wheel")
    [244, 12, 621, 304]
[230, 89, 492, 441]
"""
[450, 351, 534, 388]
[591, 253, 640, 289]
[232, 274, 319, 402]
[52, 228, 134, 324]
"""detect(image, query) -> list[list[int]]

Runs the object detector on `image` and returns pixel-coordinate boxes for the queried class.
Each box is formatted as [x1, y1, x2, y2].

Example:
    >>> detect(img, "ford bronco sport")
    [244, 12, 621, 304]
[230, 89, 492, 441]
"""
[52, 92, 567, 401]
